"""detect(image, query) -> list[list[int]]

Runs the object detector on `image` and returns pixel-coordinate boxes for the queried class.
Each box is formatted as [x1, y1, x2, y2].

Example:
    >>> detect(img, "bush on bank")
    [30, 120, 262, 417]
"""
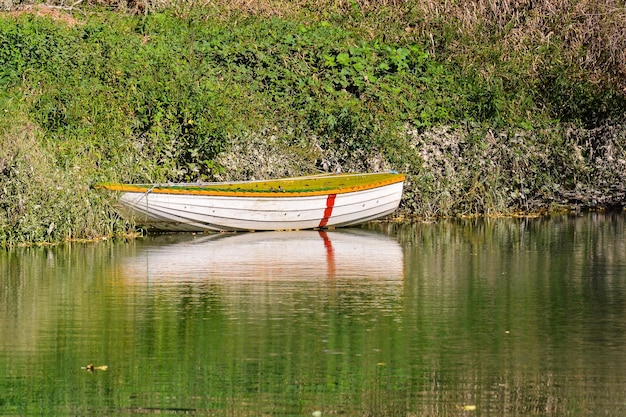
[0, 1, 625, 246]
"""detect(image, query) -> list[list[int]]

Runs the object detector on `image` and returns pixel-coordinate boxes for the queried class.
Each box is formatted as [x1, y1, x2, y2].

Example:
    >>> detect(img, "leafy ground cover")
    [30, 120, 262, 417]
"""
[1, 1, 625, 245]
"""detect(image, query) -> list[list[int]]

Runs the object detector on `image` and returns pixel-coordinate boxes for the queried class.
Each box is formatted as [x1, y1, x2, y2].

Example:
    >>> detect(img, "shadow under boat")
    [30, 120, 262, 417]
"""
[120, 228, 404, 284]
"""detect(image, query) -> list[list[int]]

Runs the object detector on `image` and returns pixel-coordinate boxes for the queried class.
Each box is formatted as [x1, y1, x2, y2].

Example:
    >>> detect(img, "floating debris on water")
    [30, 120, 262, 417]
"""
[82, 364, 109, 372]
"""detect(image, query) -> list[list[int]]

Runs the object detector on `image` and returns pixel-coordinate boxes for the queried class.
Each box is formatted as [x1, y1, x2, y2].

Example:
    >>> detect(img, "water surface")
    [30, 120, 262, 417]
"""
[1, 214, 625, 416]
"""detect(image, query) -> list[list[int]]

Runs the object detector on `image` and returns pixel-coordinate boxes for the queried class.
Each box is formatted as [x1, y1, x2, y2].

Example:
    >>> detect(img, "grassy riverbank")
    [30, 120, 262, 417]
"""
[1, 0, 625, 246]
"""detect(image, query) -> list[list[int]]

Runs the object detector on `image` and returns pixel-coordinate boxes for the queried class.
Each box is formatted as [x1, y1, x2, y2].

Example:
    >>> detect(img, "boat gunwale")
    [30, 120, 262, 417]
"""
[96, 173, 405, 198]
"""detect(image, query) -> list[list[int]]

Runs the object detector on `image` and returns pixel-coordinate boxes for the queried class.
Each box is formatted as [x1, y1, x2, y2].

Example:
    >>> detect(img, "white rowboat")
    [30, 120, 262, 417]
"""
[96, 172, 405, 232]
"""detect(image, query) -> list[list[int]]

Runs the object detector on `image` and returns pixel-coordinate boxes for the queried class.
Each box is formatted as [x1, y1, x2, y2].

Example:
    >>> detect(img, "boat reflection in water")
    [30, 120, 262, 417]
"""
[122, 229, 404, 284]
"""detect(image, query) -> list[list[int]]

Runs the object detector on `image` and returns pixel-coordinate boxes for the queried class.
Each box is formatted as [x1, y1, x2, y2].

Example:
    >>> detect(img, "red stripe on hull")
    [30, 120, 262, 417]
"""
[318, 194, 336, 228]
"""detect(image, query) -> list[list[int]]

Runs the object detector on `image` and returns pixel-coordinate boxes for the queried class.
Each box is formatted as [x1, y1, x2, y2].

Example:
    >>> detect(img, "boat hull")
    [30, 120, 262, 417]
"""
[100, 172, 405, 232]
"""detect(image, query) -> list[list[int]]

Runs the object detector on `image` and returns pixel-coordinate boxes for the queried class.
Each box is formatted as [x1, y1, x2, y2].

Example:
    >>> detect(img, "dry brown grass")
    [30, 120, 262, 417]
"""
[1, 3, 80, 24]
[413, 0, 626, 91]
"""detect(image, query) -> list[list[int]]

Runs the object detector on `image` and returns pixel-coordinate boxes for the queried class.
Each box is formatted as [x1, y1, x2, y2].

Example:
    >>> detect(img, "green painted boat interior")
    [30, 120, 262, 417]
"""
[100, 172, 405, 194]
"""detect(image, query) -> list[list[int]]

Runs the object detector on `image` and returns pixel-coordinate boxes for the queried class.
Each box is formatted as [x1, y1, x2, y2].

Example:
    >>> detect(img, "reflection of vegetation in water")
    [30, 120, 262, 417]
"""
[1, 215, 626, 415]
[369, 214, 626, 415]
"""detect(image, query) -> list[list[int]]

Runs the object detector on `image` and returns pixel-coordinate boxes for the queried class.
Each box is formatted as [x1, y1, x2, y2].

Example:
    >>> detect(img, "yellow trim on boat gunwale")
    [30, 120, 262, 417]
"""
[96, 172, 405, 198]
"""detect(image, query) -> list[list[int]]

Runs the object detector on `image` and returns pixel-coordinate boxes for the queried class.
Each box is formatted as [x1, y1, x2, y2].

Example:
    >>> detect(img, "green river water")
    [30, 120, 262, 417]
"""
[1, 213, 625, 416]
